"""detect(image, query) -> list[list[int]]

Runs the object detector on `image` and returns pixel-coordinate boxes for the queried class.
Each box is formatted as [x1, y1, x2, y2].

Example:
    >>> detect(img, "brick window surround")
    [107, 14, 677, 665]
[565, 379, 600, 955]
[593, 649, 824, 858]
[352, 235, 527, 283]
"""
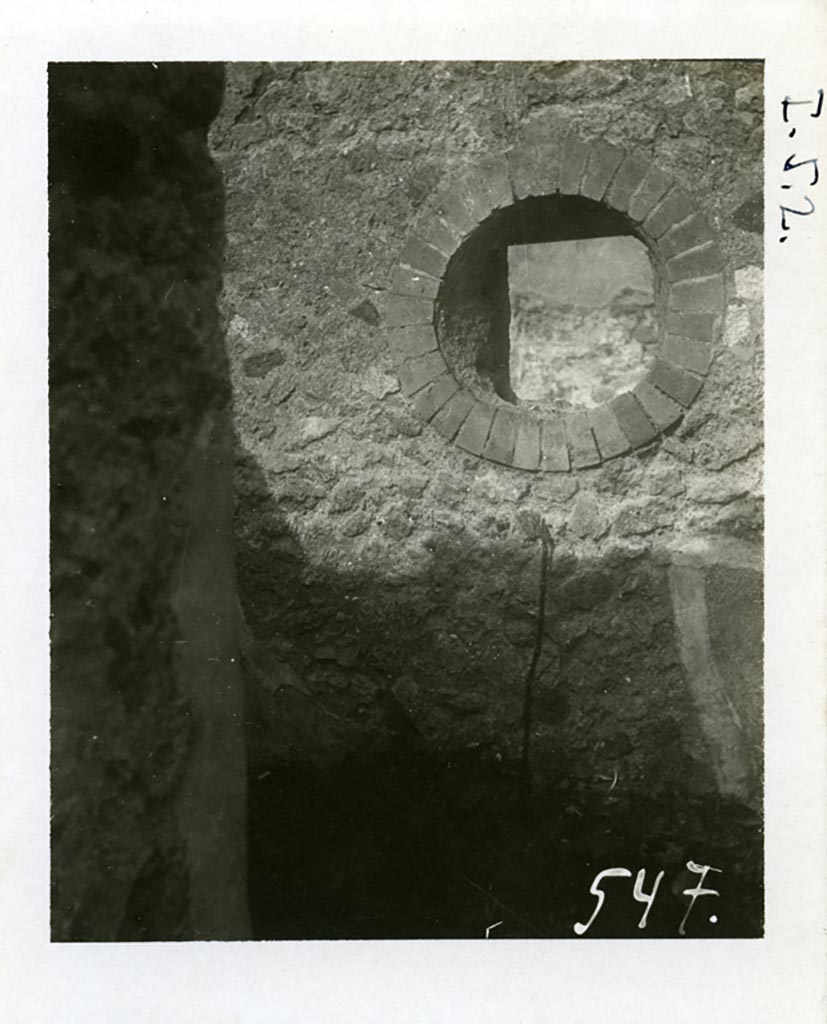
[387, 131, 726, 472]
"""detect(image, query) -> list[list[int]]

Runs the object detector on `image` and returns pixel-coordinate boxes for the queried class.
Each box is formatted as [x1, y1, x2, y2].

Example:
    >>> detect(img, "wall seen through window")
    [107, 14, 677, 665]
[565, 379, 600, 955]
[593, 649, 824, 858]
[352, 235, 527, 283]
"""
[507, 237, 657, 410]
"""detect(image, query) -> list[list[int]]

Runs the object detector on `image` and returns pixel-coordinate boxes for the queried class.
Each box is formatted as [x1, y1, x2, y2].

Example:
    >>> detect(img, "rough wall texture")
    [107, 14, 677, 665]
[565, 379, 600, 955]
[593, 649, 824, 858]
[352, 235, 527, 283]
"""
[210, 60, 764, 938]
[50, 62, 249, 940]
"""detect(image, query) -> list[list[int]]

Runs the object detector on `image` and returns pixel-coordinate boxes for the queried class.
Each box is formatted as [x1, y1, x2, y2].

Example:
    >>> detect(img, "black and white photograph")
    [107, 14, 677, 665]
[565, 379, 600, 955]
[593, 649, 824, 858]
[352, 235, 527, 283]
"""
[2, 2, 826, 1021]
[49, 57, 766, 943]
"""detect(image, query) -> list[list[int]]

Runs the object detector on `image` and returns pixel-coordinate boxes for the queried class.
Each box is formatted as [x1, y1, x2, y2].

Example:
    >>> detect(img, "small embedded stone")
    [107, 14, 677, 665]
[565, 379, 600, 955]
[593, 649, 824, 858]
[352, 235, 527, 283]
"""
[349, 299, 380, 326]
[361, 366, 400, 400]
[296, 416, 340, 447]
[545, 475, 579, 503]
[329, 481, 364, 514]
[515, 508, 547, 541]
[568, 494, 609, 540]
[688, 478, 751, 505]
[661, 436, 693, 462]
[382, 507, 414, 540]
[723, 303, 756, 361]
[396, 473, 429, 498]
[242, 349, 286, 378]
[735, 82, 762, 110]
[472, 469, 530, 503]
[314, 642, 360, 668]
[731, 192, 763, 234]
[384, 409, 422, 438]
[613, 499, 672, 536]
[266, 453, 303, 475]
[734, 265, 762, 303]
[645, 466, 685, 498]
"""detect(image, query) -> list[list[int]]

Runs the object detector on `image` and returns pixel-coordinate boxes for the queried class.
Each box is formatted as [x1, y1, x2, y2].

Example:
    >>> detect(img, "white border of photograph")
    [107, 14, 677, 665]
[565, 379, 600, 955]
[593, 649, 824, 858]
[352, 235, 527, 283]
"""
[1, 1, 825, 1021]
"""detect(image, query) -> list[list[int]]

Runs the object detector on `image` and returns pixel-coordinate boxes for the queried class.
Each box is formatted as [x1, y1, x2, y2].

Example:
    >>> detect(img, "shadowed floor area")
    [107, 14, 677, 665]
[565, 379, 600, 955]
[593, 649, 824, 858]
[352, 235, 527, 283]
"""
[248, 742, 763, 940]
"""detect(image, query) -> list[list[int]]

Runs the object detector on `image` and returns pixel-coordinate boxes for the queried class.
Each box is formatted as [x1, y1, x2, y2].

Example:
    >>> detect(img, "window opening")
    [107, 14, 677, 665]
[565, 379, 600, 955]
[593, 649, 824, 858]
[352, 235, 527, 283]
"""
[507, 236, 657, 410]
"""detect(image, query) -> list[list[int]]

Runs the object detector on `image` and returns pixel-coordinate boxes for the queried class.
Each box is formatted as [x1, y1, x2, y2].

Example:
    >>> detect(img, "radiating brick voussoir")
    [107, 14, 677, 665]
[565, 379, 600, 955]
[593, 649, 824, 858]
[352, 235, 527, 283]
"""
[665, 311, 720, 344]
[390, 264, 440, 300]
[668, 274, 725, 313]
[411, 372, 460, 422]
[432, 188, 478, 242]
[632, 380, 684, 432]
[611, 392, 658, 448]
[454, 401, 497, 457]
[626, 165, 673, 223]
[557, 137, 591, 195]
[387, 323, 439, 362]
[540, 417, 570, 472]
[506, 140, 560, 200]
[430, 388, 475, 441]
[398, 234, 449, 280]
[397, 348, 449, 397]
[580, 141, 625, 202]
[646, 359, 703, 408]
[411, 212, 463, 259]
[658, 212, 715, 260]
[565, 411, 601, 468]
[386, 295, 435, 329]
[643, 187, 696, 240]
[454, 155, 513, 223]
[481, 407, 519, 466]
[512, 416, 542, 471]
[665, 241, 724, 282]
[661, 335, 714, 376]
[588, 403, 631, 460]
[605, 152, 652, 212]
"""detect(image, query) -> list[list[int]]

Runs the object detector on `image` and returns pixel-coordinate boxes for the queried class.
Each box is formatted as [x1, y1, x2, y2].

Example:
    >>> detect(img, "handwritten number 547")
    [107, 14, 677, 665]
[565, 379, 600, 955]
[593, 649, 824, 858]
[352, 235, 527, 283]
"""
[573, 861, 721, 936]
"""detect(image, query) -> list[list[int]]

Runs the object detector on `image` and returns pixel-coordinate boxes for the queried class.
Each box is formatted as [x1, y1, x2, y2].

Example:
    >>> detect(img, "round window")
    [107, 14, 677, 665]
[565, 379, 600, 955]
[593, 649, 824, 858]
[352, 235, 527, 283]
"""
[387, 131, 726, 471]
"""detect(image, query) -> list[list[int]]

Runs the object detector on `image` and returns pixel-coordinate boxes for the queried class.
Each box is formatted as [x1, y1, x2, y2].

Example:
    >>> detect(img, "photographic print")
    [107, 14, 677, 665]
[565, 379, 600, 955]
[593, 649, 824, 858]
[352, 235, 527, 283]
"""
[48, 58, 765, 943]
